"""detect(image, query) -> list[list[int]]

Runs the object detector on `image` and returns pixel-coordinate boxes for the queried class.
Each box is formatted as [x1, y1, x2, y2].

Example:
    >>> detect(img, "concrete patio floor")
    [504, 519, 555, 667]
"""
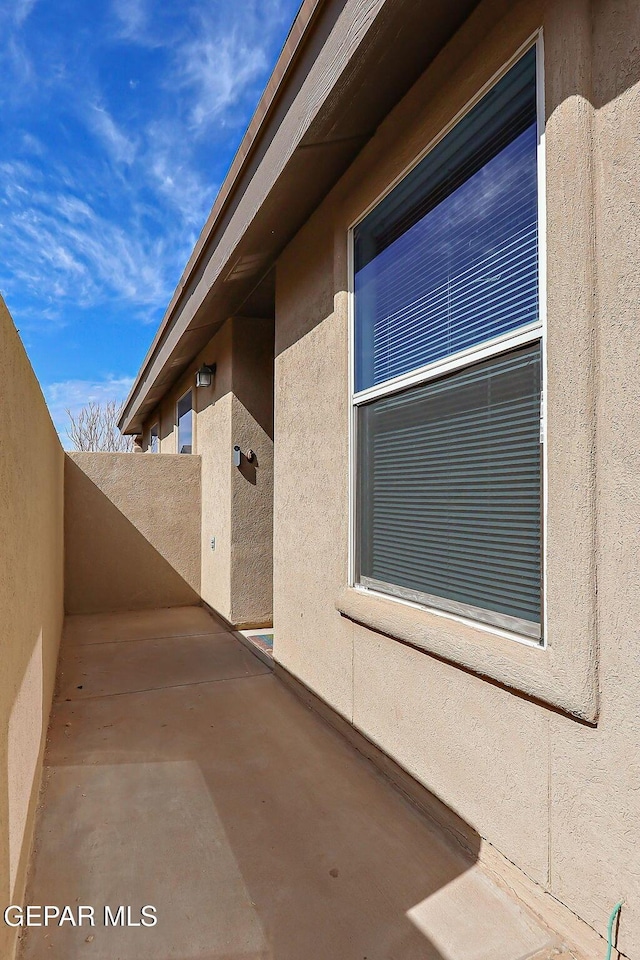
[20, 606, 563, 960]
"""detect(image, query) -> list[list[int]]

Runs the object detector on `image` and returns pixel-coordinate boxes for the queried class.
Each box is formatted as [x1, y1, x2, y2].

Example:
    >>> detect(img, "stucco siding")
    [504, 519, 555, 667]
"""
[274, 203, 353, 718]
[547, 0, 640, 942]
[273, 0, 640, 953]
[140, 316, 275, 626]
[65, 453, 201, 614]
[0, 297, 65, 960]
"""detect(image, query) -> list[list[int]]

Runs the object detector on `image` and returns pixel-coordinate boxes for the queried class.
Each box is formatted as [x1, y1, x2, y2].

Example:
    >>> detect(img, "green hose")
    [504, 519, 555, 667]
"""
[605, 902, 623, 960]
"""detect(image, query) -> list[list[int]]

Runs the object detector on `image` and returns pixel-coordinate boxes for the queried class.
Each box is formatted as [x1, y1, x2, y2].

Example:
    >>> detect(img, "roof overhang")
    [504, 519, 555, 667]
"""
[119, 0, 481, 434]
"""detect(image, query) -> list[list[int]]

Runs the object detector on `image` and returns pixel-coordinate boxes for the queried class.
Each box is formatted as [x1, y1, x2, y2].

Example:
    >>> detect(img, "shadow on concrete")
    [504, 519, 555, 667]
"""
[18, 609, 489, 960]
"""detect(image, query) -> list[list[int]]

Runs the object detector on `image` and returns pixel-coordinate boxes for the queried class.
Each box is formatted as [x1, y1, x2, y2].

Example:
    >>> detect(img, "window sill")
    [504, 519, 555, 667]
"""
[335, 586, 598, 723]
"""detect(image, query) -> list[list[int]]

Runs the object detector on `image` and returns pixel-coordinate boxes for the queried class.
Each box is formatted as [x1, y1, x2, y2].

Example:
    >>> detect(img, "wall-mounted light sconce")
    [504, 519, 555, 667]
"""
[196, 362, 216, 388]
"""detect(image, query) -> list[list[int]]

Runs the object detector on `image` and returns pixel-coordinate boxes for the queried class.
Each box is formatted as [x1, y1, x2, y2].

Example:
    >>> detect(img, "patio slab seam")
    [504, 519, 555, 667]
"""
[55, 670, 273, 703]
[62, 630, 234, 647]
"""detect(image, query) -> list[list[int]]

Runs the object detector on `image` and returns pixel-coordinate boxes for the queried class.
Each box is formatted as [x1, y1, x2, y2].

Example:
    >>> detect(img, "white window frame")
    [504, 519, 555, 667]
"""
[176, 389, 194, 455]
[149, 422, 159, 453]
[347, 32, 547, 648]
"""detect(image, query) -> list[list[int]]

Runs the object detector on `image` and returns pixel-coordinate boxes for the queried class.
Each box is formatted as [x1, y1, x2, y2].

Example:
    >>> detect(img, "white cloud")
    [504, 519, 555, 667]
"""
[0, 0, 301, 352]
[144, 119, 217, 227]
[1, 35, 35, 91]
[110, 0, 167, 47]
[55, 194, 95, 223]
[0, 161, 178, 312]
[87, 103, 137, 165]
[175, 21, 268, 132]
[20, 131, 45, 155]
[0, 158, 42, 182]
[12, 0, 38, 26]
[1, 211, 168, 312]
[44, 375, 134, 448]
[112, 0, 146, 39]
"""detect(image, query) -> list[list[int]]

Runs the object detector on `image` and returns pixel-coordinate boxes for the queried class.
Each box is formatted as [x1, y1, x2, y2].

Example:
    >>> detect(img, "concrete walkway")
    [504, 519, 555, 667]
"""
[20, 606, 560, 960]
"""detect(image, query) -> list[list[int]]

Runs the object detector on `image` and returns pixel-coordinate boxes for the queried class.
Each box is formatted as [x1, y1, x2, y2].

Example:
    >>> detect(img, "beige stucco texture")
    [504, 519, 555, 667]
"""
[548, 0, 640, 944]
[273, 0, 640, 955]
[64, 452, 201, 614]
[141, 316, 274, 627]
[0, 297, 65, 960]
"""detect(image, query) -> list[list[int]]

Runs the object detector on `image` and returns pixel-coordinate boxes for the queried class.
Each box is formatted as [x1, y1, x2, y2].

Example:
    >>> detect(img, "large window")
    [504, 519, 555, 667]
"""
[149, 423, 159, 453]
[352, 43, 543, 640]
[177, 391, 193, 454]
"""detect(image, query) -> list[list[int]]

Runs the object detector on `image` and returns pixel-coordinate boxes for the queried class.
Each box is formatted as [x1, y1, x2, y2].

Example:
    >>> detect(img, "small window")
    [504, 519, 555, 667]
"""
[149, 423, 159, 453]
[352, 44, 543, 640]
[177, 391, 193, 454]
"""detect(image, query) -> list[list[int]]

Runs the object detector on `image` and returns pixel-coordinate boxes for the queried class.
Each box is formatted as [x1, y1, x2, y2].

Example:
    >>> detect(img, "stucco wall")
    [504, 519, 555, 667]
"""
[273, 0, 640, 955]
[65, 453, 201, 614]
[0, 297, 65, 960]
[141, 316, 274, 627]
[229, 317, 274, 627]
[547, 0, 640, 944]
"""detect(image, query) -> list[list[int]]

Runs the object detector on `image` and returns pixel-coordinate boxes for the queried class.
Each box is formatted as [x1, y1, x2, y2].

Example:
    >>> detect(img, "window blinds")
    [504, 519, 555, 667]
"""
[354, 47, 538, 392]
[357, 344, 542, 636]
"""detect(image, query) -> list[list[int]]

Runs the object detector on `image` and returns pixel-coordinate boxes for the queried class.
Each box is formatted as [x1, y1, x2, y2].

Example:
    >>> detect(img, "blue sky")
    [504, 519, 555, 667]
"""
[0, 0, 300, 444]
